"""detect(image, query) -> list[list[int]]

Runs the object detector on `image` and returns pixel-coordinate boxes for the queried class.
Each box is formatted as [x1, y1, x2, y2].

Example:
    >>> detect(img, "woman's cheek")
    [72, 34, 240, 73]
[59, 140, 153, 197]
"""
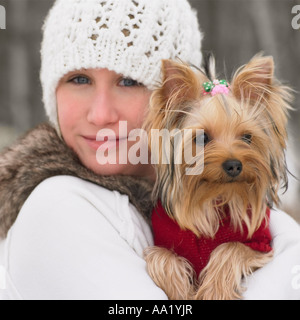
[126, 91, 151, 127]
[57, 90, 83, 131]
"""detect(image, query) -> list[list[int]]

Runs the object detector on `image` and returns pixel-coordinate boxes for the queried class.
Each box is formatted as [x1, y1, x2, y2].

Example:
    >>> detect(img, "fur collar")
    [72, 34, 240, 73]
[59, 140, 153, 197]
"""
[0, 123, 154, 238]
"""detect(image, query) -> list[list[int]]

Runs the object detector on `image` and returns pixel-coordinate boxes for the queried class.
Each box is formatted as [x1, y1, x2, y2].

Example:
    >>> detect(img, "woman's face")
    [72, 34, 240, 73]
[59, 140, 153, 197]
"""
[56, 68, 154, 178]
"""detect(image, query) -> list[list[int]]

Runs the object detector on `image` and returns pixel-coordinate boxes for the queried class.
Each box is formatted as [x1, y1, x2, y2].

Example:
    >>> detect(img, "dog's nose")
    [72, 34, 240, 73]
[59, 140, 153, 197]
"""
[222, 160, 243, 178]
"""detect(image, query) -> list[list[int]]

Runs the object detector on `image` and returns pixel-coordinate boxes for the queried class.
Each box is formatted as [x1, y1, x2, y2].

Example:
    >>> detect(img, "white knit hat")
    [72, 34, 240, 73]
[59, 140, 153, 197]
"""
[40, 0, 203, 130]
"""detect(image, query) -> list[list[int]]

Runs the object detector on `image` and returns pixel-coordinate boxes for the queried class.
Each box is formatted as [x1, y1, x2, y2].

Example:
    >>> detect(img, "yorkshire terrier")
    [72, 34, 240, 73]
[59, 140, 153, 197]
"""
[143, 54, 293, 300]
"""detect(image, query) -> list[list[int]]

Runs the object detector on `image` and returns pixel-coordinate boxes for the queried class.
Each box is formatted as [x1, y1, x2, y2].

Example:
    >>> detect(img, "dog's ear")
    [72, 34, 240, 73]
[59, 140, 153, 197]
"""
[160, 59, 203, 105]
[231, 54, 292, 142]
[231, 55, 275, 103]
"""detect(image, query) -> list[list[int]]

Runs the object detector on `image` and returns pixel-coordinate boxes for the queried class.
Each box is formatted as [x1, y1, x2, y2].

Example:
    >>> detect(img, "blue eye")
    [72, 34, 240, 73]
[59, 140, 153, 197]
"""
[119, 78, 141, 87]
[70, 76, 91, 85]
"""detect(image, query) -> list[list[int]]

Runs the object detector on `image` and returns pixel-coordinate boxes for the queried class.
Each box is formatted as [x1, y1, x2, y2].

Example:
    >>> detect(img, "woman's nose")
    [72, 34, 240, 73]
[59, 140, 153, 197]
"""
[87, 89, 120, 127]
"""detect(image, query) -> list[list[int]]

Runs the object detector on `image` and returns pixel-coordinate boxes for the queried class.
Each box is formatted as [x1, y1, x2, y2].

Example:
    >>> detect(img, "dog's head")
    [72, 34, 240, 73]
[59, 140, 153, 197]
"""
[144, 55, 293, 237]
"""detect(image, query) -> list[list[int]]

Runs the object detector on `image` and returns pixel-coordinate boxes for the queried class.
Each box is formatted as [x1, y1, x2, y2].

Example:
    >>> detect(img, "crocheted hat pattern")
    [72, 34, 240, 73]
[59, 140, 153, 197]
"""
[40, 0, 203, 130]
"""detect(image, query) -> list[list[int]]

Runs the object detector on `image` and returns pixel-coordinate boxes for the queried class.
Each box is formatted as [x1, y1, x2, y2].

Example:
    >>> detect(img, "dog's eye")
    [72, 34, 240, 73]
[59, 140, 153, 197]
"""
[242, 134, 252, 144]
[195, 132, 210, 146]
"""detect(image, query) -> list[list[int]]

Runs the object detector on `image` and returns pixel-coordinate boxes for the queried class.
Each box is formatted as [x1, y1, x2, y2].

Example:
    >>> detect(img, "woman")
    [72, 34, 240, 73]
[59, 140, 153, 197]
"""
[0, 0, 299, 300]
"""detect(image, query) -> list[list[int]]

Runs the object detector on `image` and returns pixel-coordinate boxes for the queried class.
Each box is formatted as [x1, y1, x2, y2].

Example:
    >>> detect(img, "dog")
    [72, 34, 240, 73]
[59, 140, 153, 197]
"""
[143, 54, 293, 300]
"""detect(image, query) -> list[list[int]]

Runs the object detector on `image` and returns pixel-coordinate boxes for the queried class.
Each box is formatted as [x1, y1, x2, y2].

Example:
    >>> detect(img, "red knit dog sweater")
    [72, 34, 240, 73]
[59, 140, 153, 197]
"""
[152, 202, 272, 277]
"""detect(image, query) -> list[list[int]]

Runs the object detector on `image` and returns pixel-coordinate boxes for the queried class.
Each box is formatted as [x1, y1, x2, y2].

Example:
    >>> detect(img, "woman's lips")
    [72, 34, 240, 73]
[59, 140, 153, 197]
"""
[82, 135, 127, 151]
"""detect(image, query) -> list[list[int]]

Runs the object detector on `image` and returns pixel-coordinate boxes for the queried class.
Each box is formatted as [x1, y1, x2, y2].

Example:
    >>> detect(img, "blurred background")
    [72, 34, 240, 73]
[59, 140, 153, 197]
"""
[0, 0, 299, 221]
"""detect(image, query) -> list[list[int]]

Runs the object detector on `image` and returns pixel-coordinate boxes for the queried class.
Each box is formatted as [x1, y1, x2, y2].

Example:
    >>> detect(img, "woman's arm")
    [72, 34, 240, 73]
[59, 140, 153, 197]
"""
[243, 209, 300, 300]
[3, 176, 167, 300]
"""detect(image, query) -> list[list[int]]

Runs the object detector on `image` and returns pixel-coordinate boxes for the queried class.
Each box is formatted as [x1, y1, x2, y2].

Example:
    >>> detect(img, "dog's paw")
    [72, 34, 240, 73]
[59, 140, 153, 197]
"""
[144, 246, 196, 300]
